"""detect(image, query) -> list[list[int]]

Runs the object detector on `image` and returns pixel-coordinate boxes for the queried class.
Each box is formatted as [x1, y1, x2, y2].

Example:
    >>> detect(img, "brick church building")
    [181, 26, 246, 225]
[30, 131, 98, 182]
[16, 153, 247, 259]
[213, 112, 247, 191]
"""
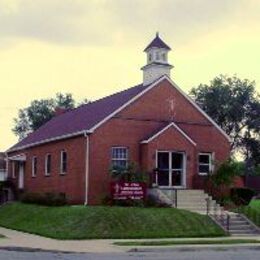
[6, 34, 231, 204]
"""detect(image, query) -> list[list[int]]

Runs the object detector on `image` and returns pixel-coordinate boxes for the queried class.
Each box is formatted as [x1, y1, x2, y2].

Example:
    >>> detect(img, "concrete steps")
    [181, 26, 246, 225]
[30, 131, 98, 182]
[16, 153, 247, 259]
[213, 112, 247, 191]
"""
[160, 189, 223, 215]
[213, 213, 260, 236]
[151, 188, 260, 237]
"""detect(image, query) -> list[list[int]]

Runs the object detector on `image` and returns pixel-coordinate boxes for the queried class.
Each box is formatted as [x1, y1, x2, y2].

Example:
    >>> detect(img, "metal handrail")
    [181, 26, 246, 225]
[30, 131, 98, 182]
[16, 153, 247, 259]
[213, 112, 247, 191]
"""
[207, 197, 230, 234]
[175, 189, 178, 208]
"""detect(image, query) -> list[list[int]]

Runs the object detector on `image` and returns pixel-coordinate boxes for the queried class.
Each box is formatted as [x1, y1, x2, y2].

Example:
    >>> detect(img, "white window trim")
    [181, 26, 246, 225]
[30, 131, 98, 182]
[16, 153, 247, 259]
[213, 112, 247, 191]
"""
[60, 150, 67, 175]
[155, 150, 186, 188]
[45, 154, 51, 176]
[111, 147, 129, 167]
[198, 152, 213, 176]
[32, 156, 37, 177]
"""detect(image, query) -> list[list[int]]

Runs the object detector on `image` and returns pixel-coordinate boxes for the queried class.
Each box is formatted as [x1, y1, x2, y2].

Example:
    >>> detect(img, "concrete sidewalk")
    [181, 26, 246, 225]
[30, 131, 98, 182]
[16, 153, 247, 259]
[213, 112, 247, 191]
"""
[0, 227, 123, 253]
[0, 227, 260, 253]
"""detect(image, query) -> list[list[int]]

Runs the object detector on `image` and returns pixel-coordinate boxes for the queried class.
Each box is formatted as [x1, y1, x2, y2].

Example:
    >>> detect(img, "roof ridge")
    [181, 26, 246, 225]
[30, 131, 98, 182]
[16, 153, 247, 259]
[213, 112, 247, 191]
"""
[54, 82, 144, 119]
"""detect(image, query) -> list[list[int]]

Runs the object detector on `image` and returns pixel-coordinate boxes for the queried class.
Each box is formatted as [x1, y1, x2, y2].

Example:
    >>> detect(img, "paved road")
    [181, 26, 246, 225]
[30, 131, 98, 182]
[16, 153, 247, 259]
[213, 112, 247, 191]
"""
[0, 248, 260, 260]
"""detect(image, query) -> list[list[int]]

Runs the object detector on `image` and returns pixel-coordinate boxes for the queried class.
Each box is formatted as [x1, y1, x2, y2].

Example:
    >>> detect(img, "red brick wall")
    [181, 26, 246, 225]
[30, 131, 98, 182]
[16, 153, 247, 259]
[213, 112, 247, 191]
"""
[119, 79, 209, 124]
[142, 126, 196, 188]
[7, 136, 87, 204]
[7, 78, 230, 205]
[87, 79, 230, 204]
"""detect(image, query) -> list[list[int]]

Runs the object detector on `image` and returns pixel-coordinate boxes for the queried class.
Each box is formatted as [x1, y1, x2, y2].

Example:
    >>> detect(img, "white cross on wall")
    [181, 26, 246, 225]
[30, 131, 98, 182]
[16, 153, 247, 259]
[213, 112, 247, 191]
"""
[166, 97, 176, 120]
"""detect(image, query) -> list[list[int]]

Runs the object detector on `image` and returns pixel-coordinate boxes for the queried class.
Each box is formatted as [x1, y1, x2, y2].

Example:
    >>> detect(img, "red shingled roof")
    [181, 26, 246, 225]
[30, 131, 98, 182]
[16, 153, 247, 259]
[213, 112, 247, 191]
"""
[10, 83, 149, 151]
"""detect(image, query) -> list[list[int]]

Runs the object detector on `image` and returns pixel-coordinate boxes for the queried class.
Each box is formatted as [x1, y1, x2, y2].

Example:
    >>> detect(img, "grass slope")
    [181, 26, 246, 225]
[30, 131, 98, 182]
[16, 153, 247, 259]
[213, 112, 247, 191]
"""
[0, 203, 226, 240]
[250, 200, 260, 210]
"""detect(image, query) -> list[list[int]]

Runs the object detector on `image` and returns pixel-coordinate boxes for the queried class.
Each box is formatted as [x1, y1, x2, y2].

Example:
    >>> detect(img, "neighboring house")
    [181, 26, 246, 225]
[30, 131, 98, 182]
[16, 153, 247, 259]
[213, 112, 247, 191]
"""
[6, 34, 231, 204]
[0, 152, 7, 182]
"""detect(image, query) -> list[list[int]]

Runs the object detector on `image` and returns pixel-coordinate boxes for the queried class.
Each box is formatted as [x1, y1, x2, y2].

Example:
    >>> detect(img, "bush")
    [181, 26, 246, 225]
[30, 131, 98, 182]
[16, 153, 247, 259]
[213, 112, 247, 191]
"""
[21, 192, 67, 206]
[110, 162, 149, 183]
[210, 159, 239, 188]
[231, 187, 256, 205]
[101, 194, 171, 208]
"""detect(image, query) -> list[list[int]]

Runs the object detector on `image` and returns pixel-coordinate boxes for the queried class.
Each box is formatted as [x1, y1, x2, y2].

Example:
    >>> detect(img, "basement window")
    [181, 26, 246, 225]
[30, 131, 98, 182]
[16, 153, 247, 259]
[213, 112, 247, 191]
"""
[32, 156, 37, 177]
[45, 154, 51, 176]
[198, 153, 212, 176]
[111, 147, 128, 169]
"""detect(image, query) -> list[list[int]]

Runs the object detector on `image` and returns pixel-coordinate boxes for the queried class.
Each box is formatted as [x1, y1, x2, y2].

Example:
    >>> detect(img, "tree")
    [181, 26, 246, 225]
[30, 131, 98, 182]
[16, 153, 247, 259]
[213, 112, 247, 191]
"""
[13, 93, 81, 140]
[190, 75, 260, 165]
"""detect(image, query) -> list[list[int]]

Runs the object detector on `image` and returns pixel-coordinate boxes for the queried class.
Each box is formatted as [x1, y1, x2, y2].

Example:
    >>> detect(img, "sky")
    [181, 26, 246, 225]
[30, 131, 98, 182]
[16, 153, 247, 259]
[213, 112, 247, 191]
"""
[0, 0, 260, 151]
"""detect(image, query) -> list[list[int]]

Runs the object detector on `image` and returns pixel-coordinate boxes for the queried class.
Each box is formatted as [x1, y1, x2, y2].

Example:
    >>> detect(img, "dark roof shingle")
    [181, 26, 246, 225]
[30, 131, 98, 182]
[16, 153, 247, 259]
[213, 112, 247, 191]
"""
[10, 83, 149, 151]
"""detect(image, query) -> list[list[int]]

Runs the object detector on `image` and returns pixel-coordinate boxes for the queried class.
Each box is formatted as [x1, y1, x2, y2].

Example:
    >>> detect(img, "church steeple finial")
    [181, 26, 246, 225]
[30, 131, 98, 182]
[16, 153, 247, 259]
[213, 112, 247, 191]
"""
[141, 34, 173, 85]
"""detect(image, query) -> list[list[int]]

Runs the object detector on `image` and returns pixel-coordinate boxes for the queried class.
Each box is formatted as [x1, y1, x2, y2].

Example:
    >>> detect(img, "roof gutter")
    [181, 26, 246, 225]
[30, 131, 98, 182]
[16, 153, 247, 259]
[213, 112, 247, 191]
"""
[84, 131, 90, 205]
[7, 130, 94, 153]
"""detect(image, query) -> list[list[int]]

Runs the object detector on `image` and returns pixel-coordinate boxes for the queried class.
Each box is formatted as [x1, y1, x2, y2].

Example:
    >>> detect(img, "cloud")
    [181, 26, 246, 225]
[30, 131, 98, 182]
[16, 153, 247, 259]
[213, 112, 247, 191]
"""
[0, 0, 251, 47]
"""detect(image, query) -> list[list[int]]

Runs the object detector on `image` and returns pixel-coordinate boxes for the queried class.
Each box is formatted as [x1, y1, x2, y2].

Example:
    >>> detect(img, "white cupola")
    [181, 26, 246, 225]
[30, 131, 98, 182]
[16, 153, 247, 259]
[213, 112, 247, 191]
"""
[141, 33, 173, 85]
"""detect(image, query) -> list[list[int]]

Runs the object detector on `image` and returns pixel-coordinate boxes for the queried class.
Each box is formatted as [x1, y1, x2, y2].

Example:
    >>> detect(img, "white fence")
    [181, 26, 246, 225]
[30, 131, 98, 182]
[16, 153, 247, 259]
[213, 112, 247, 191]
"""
[0, 169, 7, 181]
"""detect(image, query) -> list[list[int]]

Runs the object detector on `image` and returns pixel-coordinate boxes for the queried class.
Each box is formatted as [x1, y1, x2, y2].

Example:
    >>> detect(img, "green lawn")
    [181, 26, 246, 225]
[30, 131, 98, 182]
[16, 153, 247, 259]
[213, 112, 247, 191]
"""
[115, 239, 260, 246]
[235, 199, 260, 227]
[249, 199, 260, 210]
[0, 203, 226, 240]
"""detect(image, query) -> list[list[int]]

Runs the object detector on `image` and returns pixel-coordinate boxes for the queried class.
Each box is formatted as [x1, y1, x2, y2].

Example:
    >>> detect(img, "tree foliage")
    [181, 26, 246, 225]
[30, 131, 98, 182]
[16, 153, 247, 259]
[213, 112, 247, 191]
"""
[190, 75, 260, 166]
[13, 93, 89, 140]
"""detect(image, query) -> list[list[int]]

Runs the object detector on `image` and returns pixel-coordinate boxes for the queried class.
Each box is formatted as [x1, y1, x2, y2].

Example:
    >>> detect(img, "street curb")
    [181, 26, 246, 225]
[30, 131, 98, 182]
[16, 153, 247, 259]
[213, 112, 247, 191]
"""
[128, 244, 260, 253]
[0, 246, 81, 254]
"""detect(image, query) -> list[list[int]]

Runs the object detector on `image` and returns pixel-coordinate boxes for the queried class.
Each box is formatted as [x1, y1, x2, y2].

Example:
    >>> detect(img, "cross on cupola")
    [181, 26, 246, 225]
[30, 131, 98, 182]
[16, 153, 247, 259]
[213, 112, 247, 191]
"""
[141, 32, 173, 85]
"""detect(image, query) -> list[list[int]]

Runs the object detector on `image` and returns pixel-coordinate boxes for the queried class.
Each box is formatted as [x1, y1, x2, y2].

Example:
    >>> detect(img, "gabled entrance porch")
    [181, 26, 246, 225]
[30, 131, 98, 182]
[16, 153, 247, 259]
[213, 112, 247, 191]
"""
[141, 122, 197, 190]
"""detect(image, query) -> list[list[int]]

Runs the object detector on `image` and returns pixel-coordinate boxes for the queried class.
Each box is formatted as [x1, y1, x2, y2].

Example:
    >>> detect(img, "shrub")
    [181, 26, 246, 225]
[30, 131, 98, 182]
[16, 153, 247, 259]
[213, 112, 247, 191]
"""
[144, 194, 171, 208]
[101, 194, 170, 208]
[21, 192, 67, 206]
[110, 162, 149, 183]
[210, 159, 239, 188]
[231, 187, 256, 205]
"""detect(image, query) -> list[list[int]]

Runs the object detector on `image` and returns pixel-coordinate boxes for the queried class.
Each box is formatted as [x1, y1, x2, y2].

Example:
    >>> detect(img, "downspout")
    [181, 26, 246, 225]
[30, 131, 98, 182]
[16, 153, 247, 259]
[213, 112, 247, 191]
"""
[5, 152, 9, 180]
[84, 132, 90, 205]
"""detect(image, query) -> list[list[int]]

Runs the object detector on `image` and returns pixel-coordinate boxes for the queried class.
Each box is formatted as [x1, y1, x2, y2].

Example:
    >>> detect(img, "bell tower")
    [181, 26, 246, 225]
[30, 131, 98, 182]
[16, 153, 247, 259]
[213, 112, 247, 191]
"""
[141, 33, 173, 85]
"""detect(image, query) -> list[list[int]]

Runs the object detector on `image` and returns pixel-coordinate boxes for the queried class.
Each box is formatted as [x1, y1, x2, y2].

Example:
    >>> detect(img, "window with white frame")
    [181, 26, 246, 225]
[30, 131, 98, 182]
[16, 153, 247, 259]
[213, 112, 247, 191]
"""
[162, 53, 166, 61]
[156, 51, 160, 60]
[60, 150, 67, 174]
[198, 153, 212, 175]
[148, 53, 152, 62]
[111, 147, 128, 169]
[32, 156, 37, 177]
[45, 154, 51, 176]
